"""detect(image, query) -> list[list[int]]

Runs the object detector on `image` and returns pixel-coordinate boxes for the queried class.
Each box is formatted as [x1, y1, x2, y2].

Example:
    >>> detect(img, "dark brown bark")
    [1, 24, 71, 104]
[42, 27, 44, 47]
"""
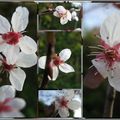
[40, 32, 55, 89]
[103, 84, 116, 117]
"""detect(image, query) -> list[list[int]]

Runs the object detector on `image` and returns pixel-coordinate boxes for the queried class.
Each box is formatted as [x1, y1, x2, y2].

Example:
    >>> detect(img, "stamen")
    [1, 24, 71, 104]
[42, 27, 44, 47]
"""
[88, 46, 104, 50]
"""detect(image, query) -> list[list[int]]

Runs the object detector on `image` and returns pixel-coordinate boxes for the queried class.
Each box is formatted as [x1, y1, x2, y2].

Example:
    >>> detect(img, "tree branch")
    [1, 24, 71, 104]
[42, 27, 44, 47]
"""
[40, 32, 55, 89]
[103, 84, 116, 117]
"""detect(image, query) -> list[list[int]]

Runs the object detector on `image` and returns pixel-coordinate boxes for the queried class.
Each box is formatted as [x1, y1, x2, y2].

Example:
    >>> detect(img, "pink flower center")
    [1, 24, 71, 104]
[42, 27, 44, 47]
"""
[59, 97, 69, 108]
[2, 32, 22, 45]
[50, 54, 64, 67]
[53, 57, 64, 66]
[96, 40, 120, 68]
[104, 48, 118, 61]
[0, 98, 13, 112]
[57, 10, 67, 18]
[2, 60, 14, 72]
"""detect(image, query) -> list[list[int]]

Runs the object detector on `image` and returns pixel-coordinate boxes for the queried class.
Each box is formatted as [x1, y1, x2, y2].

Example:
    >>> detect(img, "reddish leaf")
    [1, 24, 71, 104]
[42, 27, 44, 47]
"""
[84, 66, 105, 89]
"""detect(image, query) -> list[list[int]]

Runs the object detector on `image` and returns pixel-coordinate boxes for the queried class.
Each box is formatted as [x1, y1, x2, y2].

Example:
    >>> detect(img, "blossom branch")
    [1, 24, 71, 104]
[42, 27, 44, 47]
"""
[40, 32, 55, 89]
[103, 84, 116, 117]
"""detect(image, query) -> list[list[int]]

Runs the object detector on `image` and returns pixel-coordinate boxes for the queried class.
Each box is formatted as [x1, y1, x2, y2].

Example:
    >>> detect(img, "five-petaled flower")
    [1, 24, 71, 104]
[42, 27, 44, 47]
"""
[0, 85, 26, 117]
[53, 6, 72, 25]
[38, 49, 75, 81]
[92, 13, 120, 92]
[0, 46, 37, 91]
[55, 90, 80, 118]
[0, 6, 37, 55]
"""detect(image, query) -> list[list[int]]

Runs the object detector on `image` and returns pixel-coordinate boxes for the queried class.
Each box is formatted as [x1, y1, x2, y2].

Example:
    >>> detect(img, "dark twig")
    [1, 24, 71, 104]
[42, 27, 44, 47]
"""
[103, 84, 116, 117]
[40, 32, 55, 89]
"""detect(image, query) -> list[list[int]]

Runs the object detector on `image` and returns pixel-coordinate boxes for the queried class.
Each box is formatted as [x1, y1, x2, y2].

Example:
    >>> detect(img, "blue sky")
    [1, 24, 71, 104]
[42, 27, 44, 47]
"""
[83, 3, 120, 30]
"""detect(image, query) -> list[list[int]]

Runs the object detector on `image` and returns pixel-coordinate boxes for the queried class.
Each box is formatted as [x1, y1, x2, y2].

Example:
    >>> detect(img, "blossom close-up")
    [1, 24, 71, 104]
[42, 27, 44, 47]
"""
[0, 46, 37, 91]
[38, 48, 75, 81]
[53, 6, 72, 25]
[55, 90, 80, 118]
[91, 12, 120, 92]
[0, 85, 26, 117]
[0, 6, 37, 55]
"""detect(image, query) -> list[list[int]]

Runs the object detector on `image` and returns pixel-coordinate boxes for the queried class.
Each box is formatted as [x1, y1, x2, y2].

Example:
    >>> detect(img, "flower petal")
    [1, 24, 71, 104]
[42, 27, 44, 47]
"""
[92, 59, 108, 79]
[63, 89, 74, 100]
[0, 111, 24, 117]
[59, 63, 75, 73]
[4, 45, 20, 65]
[38, 56, 46, 69]
[55, 6, 66, 14]
[8, 98, 26, 110]
[59, 49, 71, 62]
[52, 66, 59, 81]
[16, 52, 37, 68]
[19, 36, 37, 54]
[68, 100, 80, 110]
[0, 85, 15, 101]
[60, 17, 68, 25]
[0, 15, 10, 34]
[100, 12, 120, 47]
[9, 67, 26, 91]
[108, 63, 120, 92]
[58, 107, 69, 118]
[66, 10, 72, 21]
[53, 11, 59, 17]
[11, 6, 29, 32]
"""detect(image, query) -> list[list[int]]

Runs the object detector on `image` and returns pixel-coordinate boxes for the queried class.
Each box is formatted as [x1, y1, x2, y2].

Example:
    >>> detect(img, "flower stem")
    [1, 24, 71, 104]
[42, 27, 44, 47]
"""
[40, 32, 55, 89]
[103, 84, 116, 117]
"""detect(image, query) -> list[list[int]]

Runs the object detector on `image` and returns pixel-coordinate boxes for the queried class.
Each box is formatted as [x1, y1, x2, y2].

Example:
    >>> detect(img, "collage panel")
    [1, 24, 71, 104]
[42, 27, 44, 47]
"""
[38, 32, 81, 89]
[38, 2, 81, 31]
[83, 2, 120, 118]
[0, 2, 38, 118]
[38, 89, 81, 118]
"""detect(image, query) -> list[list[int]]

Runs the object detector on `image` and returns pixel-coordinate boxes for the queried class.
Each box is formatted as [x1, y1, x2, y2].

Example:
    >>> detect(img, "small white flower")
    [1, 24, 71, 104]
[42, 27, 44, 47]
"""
[38, 49, 75, 81]
[0, 46, 37, 91]
[53, 6, 72, 25]
[71, 11, 79, 21]
[0, 6, 37, 55]
[0, 85, 26, 117]
[55, 90, 80, 118]
[92, 13, 120, 91]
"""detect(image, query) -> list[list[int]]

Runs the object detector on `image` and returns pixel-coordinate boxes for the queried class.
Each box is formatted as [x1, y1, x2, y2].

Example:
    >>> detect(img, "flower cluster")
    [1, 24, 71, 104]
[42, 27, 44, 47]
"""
[91, 13, 120, 92]
[0, 6, 37, 91]
[53, 5, 79, 25]
[0, 6, 37, 117]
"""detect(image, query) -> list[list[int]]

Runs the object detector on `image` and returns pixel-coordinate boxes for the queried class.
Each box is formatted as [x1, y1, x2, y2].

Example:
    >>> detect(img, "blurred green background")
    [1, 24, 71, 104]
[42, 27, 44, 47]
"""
[38, 3, 81, 30]
[0, 2, 37, 118]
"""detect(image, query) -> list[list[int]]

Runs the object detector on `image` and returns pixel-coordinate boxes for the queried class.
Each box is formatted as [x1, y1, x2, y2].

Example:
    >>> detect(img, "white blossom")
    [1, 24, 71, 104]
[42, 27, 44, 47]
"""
[0, 46, 37, 91]
[92, 12, 120, 91]
[0, 85, 26, 117]
[0, 6, 37, 55]
[71, 11, 79, 21]
[55, 90, 80, 118]
[38, 49, 75, 81]
[53, 6, 72, 25]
